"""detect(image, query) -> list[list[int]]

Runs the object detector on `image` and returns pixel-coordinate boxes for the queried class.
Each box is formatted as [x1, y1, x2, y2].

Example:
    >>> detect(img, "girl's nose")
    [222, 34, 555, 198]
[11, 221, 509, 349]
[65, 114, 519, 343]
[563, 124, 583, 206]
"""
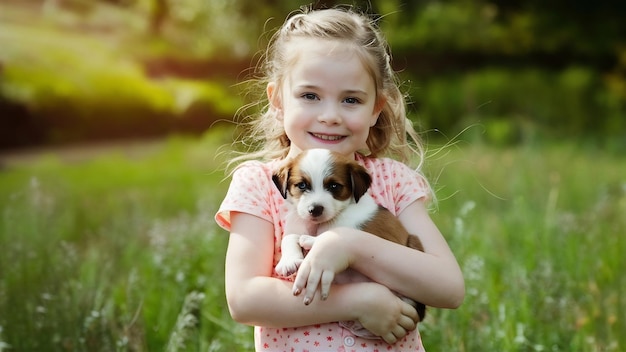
[317, 104, 341, 124]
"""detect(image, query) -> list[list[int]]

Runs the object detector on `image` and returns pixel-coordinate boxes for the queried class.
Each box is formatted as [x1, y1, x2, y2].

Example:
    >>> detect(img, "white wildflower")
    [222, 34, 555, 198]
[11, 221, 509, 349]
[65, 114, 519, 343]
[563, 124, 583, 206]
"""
[0, 326, 9, 352]
[514, 323, 527, 345]
[175, 271, 185, 283]
[498, 303, 506, 323]
[460, 200, 476, 216]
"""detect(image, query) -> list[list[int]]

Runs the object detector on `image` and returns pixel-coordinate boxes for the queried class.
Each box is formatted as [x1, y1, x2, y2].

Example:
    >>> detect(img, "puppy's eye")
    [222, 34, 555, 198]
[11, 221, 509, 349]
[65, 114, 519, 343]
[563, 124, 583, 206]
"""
[327, 182, 342, 192]
[295, 182, 308, 190]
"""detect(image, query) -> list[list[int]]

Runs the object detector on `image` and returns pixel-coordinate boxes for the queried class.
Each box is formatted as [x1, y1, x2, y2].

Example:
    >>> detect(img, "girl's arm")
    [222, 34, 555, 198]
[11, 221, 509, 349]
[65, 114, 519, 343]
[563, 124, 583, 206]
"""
[225, 211, 418, 344]
[293, 200, 465, 308]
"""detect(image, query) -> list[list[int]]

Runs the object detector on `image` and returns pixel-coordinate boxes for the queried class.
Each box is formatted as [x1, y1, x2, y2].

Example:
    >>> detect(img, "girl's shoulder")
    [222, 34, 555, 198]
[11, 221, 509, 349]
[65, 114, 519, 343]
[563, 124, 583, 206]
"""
[356, 154, 431, 211]
[356, 153, 418, 175]
[232, 159, 281, 178]
[227, 159, 284, 195]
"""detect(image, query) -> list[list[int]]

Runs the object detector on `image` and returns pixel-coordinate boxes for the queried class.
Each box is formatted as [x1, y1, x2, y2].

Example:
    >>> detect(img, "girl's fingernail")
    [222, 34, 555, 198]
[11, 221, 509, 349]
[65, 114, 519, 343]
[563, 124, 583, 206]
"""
[304, 297, 311, 305]
[293, 288, 301, 296]
[321, 294, 328, 301]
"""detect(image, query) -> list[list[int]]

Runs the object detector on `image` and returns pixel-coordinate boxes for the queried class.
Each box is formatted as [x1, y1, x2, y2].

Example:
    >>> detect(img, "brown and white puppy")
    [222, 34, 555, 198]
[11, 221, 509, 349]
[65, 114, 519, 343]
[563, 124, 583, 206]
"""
[272, 148, 426, 322]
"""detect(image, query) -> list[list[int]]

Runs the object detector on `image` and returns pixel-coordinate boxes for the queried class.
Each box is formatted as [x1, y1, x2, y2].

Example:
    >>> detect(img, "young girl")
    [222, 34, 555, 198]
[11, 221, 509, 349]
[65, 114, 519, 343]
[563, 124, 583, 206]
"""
[214, 6, 464, 352]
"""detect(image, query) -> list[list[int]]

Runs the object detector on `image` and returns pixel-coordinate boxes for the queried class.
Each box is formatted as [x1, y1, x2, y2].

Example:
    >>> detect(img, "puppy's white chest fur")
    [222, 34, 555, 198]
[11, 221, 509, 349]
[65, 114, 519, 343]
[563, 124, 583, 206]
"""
[316, 193, 378, 233]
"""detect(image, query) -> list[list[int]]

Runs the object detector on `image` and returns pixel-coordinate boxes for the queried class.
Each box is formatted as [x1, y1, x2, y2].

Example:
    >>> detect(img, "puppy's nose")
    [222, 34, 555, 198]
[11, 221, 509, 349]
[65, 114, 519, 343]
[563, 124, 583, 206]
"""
[308, 205, 324, 217]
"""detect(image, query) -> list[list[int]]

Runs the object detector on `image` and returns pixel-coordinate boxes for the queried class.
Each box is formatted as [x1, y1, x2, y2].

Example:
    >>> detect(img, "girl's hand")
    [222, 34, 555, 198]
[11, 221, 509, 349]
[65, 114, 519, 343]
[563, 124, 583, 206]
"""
[292, 229, 353, 304]
[353, 282, 419, 344]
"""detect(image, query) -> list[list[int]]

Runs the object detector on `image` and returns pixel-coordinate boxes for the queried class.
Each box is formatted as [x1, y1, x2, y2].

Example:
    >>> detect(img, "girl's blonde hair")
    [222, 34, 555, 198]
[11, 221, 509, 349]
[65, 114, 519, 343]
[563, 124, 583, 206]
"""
[231, 6, 425, 170]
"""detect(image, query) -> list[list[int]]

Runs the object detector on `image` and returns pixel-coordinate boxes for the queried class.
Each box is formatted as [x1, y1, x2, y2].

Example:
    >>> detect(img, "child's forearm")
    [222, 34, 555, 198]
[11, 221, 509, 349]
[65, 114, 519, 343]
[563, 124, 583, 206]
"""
[226, 277, 361, 327]
[350, 230, 464, 308]
[227, 276, 418, 344]
[346, 200, 465, 309]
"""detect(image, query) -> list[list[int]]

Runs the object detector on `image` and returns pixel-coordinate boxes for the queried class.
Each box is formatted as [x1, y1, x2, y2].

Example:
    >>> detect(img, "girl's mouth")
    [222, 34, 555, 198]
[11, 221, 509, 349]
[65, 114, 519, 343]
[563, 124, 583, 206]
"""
[310, 133, 345, 142]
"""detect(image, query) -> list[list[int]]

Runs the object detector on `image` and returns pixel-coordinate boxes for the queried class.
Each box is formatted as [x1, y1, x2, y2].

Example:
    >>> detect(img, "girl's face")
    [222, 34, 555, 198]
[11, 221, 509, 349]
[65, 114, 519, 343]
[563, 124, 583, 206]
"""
[267, 38, 383, 158]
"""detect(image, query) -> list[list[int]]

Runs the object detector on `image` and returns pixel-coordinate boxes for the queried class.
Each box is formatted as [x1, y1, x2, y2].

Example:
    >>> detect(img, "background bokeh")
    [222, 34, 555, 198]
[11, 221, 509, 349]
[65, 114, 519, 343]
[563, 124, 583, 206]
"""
[1, 0, 624, 150]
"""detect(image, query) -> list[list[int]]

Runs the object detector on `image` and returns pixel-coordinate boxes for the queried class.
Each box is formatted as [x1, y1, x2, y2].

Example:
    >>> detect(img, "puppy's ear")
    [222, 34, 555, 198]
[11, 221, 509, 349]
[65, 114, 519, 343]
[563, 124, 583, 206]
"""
[272, 165, 290, 199]
[350, 163, 372, 203]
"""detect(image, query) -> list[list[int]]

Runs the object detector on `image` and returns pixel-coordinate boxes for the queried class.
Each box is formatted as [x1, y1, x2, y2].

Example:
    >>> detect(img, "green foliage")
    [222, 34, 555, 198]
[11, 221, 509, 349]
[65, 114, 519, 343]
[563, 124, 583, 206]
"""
[0, 17, 242, 146]
[409, 67, 623, 146]
[385, 0, 624, 58]
[3, 41, 235, 111]
[389, 2, 508, 53]
[1, 137, 625, 351]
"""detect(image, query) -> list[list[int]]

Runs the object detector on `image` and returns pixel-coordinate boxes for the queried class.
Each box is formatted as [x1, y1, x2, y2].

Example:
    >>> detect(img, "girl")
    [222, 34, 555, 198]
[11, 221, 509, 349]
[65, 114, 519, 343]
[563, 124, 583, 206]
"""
[214, 6, 464, 352]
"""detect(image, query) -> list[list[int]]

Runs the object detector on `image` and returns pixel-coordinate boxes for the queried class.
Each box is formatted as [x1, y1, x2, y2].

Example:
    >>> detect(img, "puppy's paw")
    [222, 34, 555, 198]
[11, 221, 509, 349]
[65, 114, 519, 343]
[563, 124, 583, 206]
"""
[400, 296, 417, 307]
[275, 257, 303, 277]
[298, 235, 317, 250]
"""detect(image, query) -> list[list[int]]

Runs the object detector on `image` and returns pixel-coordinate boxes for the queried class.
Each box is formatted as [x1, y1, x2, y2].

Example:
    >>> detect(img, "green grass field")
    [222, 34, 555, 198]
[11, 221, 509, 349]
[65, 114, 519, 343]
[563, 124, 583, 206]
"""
[1, 133, 624, 351]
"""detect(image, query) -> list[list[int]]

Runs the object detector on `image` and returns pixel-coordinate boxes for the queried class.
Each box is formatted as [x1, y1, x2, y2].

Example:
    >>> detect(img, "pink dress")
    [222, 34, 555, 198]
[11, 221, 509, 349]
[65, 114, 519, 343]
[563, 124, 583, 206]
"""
[215, 154, 429, 352]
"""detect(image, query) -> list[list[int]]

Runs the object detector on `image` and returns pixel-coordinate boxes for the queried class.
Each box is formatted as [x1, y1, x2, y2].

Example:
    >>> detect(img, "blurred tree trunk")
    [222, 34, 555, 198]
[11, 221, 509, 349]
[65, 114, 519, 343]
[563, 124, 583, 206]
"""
[150, 0, 168, 36]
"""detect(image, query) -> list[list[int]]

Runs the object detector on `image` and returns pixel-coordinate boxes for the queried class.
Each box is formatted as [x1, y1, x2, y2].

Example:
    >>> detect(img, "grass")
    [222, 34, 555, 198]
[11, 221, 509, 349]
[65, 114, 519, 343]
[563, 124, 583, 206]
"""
[0, 134, 624, 351]
[0, 131, 252, 351]
[424, 141, 625, 351]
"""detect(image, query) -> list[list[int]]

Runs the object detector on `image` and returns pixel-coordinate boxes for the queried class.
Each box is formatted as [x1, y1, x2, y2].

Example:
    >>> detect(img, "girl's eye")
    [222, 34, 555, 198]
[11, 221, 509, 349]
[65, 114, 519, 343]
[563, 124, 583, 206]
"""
[302, 93, 318, 101]
[343, 97, 361, 104]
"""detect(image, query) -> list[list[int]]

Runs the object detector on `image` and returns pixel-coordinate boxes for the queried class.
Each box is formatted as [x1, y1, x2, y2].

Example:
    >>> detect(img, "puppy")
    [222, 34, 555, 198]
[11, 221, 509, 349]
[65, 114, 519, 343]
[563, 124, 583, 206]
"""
[272, 148, 426, 325]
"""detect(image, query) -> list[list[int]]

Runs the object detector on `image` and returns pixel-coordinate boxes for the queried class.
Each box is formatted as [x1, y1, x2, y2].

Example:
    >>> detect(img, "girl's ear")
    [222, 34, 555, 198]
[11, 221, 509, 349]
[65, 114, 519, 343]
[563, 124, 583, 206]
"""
[370, 95, 386, 127]
[267, 82, 283, 120]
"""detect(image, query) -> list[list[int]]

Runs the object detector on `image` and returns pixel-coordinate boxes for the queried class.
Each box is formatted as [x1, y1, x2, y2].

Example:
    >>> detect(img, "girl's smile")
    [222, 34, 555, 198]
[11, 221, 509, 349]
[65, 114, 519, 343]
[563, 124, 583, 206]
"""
[310, 133, 345, 142]
[267, 38, 383, 158]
